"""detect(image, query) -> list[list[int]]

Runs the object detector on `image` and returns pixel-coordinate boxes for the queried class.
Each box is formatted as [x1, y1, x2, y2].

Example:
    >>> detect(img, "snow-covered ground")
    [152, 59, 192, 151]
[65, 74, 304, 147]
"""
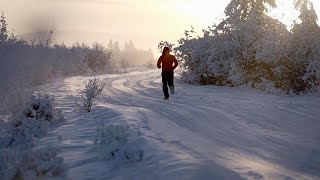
[5, 69, 320, 179]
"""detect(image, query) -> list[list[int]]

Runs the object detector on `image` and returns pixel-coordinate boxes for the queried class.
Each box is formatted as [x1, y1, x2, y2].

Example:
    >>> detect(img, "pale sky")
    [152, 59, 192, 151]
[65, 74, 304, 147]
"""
[1, 0, 320, 55]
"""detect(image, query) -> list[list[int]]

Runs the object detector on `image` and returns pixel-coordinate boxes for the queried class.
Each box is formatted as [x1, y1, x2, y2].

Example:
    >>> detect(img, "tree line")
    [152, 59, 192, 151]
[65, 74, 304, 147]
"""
[0, 12, 154, 113]
[169, 0, 320, 94]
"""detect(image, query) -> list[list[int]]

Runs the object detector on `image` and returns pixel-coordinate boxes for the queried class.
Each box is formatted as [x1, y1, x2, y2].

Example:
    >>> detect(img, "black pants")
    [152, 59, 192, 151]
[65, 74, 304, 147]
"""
[162, 71, 174, 98]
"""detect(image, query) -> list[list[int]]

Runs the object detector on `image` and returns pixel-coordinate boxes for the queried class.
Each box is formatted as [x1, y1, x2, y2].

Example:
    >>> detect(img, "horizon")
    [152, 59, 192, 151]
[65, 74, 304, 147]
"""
[1, 0, 320, 56]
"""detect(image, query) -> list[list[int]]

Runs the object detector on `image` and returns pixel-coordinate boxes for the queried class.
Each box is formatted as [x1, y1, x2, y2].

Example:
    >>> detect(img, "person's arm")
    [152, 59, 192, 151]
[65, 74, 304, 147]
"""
[173, 56, 178, 70]
[157, 56, 162, 69]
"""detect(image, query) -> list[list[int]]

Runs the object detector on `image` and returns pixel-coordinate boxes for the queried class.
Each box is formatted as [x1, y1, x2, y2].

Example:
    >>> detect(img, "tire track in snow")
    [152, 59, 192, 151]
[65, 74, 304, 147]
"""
[100, 69, 320, 180]
[31, 70, 320, 180]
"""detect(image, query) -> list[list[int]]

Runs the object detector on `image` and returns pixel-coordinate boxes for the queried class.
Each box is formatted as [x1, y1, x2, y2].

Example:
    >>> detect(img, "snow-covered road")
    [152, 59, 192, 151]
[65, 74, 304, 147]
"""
[37, 69, 320, 180]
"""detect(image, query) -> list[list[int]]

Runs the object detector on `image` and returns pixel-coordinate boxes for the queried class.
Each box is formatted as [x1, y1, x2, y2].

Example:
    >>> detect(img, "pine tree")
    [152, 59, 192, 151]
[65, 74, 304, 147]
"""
[0, 11, 8, 43]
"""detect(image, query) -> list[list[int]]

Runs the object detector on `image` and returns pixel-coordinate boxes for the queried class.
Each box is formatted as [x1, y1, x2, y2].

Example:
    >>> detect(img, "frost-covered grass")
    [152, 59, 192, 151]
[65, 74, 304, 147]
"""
[0, 147, 66, 179]
[94, 124, 143, 162]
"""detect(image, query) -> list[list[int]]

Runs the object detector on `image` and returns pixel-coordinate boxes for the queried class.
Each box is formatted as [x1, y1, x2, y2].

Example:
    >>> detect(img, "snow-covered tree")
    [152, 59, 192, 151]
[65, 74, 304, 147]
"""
[0, 12, 25, 51]
[108, 41, 155, 68]
[176, 0, 289, 87]
[227, 0, 276, 17]
[276, 0, 320, 93]
[175, 0, 320, 94]
[84, 43, 112, 73]
[220, 0, 289, 87]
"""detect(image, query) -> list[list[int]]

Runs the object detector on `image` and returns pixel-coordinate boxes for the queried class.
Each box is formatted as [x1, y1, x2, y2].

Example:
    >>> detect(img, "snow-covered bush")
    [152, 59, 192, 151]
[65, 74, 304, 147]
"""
[8, 94, 64, 148]
[76, 78, 106, 113]
[0, 147, 66, 179]
[0, 92, 66, 179]
[176, 33, 245, 86]
[0, 94, 66, 179]
[3, 88, 32, 122]
[94, 124, 143, 162]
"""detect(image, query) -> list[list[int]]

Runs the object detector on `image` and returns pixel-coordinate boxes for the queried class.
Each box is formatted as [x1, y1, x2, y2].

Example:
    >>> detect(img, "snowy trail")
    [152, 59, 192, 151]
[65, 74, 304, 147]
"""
[36, 69, 320, 180]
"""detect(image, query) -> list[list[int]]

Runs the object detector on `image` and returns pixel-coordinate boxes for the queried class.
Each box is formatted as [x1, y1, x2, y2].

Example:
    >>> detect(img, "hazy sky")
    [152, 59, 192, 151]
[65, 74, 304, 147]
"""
[1, 0, 320, 55]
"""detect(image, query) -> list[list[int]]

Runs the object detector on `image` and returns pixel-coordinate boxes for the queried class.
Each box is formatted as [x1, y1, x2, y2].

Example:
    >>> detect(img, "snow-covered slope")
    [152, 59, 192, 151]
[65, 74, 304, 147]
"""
[34, 69, 319, 180]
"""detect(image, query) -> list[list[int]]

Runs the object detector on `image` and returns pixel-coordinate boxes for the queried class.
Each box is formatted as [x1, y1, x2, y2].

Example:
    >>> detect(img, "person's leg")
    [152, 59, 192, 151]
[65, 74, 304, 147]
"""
[162, 72, 169, 98]
[168, 72, 174, 94]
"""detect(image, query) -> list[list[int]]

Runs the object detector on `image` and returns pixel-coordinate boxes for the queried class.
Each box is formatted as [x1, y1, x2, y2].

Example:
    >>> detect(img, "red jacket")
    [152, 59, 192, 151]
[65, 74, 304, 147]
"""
[157, 54, 178, 72]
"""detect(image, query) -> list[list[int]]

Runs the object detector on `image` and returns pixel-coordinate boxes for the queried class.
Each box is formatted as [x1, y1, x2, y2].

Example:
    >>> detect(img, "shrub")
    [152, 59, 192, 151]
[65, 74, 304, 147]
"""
[0, 93, 66, 179]
[76, 78, 106, 113]
[8, 94, 64, 148]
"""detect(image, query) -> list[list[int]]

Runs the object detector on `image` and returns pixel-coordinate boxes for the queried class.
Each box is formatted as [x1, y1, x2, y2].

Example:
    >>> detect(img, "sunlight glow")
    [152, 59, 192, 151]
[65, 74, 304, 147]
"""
[172, 0, 226, 25]
[170, 0, 319, 29]
[269, 0, 300, 28]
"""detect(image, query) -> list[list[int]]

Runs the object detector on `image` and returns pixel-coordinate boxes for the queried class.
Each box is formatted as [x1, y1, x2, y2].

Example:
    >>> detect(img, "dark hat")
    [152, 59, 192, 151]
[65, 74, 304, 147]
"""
[163, 47, 170, 53]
